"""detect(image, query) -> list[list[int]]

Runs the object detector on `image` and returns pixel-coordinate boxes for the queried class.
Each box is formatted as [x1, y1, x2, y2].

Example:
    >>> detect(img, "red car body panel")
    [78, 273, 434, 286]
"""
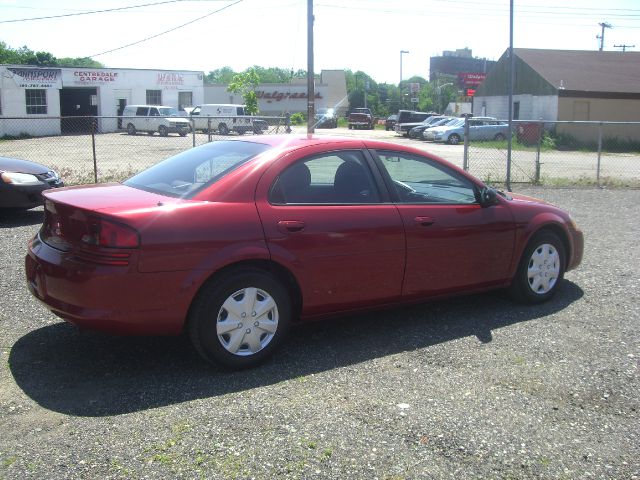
[25, 135, 584, 336]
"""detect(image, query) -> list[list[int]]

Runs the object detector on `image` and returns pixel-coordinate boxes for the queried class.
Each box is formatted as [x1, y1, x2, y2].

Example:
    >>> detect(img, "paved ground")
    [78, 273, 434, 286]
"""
[0, 187, 638, 479]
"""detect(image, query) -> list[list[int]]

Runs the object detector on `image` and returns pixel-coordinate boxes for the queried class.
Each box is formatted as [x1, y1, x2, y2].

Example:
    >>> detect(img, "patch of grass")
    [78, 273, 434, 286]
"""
[1, 456, 17, 468]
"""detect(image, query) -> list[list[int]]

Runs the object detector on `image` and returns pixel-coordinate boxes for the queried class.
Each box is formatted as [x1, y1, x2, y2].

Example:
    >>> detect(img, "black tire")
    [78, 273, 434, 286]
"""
[509, 231, 566, 304]
[179, 131, 187, 137]
[494, 133, 506, 141]
[218, 123, 229, 135]
[448, 134, 461, 145]
[147, 131, 154, 136]
[188, 269, 292, 369]
[159, 125, 169, 137]
[126, 123, 136, 135]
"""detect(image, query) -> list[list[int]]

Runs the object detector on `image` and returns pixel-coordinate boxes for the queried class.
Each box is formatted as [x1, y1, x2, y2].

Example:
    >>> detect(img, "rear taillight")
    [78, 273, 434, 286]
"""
[81, 218, 139, 248]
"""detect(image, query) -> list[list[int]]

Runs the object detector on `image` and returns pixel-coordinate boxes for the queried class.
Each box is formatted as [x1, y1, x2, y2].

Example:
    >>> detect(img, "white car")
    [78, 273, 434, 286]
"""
[122, 105, 191, 137]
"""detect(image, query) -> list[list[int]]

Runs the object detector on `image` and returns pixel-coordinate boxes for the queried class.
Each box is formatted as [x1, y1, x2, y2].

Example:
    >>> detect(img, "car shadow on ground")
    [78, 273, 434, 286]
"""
[0, 208, 43, 229]
[9, 282, 583, 417]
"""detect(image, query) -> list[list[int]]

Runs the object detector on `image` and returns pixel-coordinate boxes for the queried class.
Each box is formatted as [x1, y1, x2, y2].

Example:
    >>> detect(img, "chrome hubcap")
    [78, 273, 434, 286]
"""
[527, 243, 560, 294]
[216, 287, 278, 356]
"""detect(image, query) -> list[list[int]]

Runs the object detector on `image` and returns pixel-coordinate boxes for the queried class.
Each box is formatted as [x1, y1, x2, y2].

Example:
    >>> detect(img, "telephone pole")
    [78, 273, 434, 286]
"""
[597, 22, 612, 51]
[614, 44, 635, 52]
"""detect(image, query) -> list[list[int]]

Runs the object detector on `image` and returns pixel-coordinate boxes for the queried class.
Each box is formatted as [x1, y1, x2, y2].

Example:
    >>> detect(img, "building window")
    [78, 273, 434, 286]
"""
[178, 91, 193, 111]
[513, 101, 520, 120]
[146, 90, 162, 105]
[26, 89, 47, 114]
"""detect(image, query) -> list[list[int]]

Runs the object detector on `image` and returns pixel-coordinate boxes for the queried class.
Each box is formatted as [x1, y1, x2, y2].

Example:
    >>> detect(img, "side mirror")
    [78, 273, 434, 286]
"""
[478, 187, 498, 207]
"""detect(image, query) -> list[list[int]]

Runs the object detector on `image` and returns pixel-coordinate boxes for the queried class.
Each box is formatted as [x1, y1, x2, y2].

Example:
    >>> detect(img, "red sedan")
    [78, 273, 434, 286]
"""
[25, 136, 583, 369]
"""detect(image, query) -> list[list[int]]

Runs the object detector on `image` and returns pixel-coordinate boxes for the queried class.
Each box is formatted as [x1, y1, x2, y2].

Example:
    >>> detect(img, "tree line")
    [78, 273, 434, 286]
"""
[1, 40, 460, 117]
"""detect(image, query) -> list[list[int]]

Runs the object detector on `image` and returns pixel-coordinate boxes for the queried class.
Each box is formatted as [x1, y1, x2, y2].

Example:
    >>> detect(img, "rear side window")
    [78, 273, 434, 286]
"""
[270, 150, 380, 205]
[124, 141, 270, 199]
[135, 107, 149, 116]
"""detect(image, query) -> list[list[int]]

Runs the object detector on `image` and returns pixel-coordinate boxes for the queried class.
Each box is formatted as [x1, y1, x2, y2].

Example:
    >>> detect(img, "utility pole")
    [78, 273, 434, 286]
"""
[307, 0, 315, 134]
[597, 22, 612, 51]
[614, 44, 635, 52]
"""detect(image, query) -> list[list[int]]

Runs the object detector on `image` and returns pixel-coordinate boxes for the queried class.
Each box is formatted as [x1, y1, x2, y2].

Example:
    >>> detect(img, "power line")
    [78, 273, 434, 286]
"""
[0, 0, 193, 24]
[89, 0, 244, 57]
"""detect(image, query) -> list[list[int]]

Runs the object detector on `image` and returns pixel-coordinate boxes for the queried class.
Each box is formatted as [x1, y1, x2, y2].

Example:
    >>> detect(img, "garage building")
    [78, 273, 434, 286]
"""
[472, 48, 640, 142]
[0, 65, 204, 137]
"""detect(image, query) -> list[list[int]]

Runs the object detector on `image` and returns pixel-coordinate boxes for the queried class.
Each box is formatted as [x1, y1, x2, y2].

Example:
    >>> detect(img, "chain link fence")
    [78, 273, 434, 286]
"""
[463, 119, 640, 187]
[0, 115, 288, 185]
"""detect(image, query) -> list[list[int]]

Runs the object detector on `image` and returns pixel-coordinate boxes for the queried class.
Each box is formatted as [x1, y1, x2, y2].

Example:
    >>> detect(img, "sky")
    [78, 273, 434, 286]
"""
[0, 0, 638, 84]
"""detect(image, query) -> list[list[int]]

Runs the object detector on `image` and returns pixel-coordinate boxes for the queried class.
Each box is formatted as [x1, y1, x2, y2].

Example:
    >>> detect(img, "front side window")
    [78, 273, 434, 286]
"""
[146, 90, 162, 105]
[271, 150, 380, 205]
[25, 89, 47, 114]
[376, 151, 477, 204]
[124, 140, 270, 199]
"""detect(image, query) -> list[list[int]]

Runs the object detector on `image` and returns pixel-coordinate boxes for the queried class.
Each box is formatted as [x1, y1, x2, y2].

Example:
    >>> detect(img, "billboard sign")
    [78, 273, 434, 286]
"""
[458, 72, 487, 87]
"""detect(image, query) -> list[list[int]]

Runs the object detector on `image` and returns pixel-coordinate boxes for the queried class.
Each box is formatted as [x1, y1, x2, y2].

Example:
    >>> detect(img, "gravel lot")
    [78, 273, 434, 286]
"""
[1, 182, 639, 478]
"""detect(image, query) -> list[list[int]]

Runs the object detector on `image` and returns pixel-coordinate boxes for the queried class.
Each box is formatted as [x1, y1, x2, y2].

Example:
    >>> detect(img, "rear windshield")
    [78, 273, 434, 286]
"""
[124, 141, 270, 198]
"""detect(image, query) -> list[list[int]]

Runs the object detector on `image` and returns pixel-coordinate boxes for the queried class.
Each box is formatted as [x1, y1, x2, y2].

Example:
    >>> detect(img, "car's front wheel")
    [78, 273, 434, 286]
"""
[509, 231, 566, 303]
[126, 123, 136, 135]
[188, 269, 292, 369]
[447, 133, 461, 145]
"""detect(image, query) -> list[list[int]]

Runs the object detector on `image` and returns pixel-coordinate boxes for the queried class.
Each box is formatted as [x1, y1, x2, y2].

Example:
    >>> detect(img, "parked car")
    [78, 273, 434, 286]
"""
[190, 104, 263, 135]
[385, 114, 398, 131]
[314, 108, 338, 128]
[348, 108, 374, 130]
[122, 105, 191, 137]
[394, 110, 439, 136]
[424, 117, 510, 145]
[1, 157, 63, 210]
[25, 135, 583, 369]
[408, 116, 455, 139]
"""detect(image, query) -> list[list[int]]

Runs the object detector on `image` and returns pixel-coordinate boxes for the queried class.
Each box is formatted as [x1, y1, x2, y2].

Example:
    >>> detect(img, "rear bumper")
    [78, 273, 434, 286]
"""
[25, 235, 193, 335]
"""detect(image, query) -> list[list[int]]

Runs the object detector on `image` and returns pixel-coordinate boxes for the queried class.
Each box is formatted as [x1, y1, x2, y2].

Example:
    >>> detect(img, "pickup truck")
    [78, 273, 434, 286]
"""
[348, 108, 374, 130]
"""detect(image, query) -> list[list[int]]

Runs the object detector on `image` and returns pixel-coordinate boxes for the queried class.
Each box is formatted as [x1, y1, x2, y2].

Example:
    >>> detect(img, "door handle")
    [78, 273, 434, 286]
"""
[414, 216, 435, 227]
[277, 220, 306, 233]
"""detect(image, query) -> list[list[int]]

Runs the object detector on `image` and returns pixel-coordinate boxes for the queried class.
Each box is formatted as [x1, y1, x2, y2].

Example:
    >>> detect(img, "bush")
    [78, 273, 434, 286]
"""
[290, 112, 305, 125]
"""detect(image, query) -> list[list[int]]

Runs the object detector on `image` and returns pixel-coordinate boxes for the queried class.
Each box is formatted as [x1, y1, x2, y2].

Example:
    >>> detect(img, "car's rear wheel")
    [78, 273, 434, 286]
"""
[159, 125, 169, 137]
[494, 133, 506, 141]
[509, 231, 566, 303]
[147, 131, 154, 136]
[218, 123, 229, 135]
[126, 123, 136, 135]
[188, 269, 292, 369]
[448, 134, 461, 145]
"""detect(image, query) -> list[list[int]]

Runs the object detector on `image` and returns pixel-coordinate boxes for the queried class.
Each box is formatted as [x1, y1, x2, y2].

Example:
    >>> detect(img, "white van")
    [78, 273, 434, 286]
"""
[122, 105, 191, 137]
[190, 104, 257, 135]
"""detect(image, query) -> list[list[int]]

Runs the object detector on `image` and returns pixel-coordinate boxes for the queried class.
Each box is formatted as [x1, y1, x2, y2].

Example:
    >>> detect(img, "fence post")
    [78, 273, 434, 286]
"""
[596, 122, 603, 187]
[535, 119, 542, 184]
[207, 118, 212, 143]
[191, 118, 196, 148]
[462, 116, 470, 171]
[91, 117, 98, 183]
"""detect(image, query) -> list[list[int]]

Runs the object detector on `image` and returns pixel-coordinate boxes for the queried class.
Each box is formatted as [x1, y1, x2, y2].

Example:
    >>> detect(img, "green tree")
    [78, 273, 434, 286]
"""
[57, 57, 104, 68]
[227, 68, 261, 114]
[205, 66, 236, 84]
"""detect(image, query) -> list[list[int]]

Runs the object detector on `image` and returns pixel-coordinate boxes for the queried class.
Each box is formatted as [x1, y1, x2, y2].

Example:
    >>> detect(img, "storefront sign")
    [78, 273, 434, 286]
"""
[256, 90, 322, 101]
[72, 70, 119, 84]
[157, 73, 184, 89]
[9, 68, 61, 88]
